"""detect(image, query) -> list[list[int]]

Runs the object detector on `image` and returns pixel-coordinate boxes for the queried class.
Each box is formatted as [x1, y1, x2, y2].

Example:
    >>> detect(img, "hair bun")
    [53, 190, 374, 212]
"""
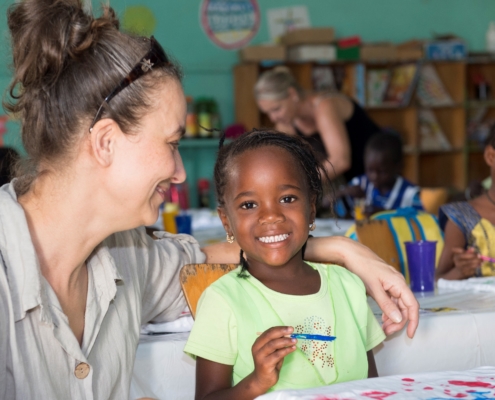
[272, 66, 292, 75]
[7, 0, 119, 90]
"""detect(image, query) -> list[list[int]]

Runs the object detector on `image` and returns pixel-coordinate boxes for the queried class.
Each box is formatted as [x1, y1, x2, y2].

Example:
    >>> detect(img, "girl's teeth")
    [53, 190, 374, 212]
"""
[258, 234, 289, 243]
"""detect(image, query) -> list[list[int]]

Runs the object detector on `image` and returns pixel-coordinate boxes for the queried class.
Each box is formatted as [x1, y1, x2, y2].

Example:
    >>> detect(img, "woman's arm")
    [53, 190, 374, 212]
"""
[203, 236, 419, 338]
[304, 236, 419, 339]
[314, 98, 352, 178]
[436, 220, 480, 280]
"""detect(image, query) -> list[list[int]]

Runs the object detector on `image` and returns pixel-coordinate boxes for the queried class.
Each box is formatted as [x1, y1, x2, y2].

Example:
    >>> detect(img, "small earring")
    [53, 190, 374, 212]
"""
[226, 232, 235, 244]
[309, 222, 316, 231]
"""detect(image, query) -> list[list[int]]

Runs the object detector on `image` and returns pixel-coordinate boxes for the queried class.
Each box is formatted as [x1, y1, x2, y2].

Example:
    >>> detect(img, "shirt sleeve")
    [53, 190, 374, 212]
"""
[0, 259, 15, 398]
[108, 228, 206, 325]
[184, 287, 238, 365]
[365, 305, 386, 351]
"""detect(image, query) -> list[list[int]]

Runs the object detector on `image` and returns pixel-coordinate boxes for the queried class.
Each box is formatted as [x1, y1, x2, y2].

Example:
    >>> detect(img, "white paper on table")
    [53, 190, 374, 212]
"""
[438, 276, 495, 293]
[256, 366, 495, 399]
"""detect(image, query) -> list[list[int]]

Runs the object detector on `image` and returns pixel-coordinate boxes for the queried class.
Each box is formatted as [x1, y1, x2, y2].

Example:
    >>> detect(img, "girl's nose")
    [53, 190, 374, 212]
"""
[258, 204, 285, 225]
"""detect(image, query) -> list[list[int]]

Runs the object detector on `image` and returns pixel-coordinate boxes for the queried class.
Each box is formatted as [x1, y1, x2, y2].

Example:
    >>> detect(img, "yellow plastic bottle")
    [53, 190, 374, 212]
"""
[162, 202, 179, 234]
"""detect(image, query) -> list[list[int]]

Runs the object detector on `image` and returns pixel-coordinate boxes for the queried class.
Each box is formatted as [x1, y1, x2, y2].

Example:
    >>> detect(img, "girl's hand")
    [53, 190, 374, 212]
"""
[250, 326, 297, 392]
[451, 247, 481, 279]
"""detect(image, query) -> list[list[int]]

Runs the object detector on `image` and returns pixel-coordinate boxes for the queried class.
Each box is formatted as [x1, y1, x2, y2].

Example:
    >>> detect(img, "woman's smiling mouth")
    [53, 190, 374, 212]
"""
[258, 233, 290, 243]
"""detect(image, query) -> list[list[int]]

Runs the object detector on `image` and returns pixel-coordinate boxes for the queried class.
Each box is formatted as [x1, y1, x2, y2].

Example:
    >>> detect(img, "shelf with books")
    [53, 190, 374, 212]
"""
[418, 152, 465, 190]
[234, 59, 470, 190]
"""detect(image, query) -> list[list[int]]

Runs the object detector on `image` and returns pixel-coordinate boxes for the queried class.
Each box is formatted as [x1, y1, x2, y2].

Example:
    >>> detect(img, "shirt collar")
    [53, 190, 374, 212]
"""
[0, 181, 123, 323]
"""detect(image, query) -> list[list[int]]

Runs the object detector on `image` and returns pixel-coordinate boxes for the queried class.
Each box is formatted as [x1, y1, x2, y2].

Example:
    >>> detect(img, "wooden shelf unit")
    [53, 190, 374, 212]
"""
[234, 59, 495, 191]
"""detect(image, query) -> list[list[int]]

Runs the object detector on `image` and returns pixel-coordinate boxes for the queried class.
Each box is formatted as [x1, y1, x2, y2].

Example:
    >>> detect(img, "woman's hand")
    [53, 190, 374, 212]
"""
[305, 236, 419, 338]
[451, 247, 481, 279]
[249, 326, 296, 393]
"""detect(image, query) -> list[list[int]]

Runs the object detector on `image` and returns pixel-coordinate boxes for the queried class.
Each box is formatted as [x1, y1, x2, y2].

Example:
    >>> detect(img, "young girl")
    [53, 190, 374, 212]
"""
[184, 130, 385, 399]
[436, 126, 495, 280]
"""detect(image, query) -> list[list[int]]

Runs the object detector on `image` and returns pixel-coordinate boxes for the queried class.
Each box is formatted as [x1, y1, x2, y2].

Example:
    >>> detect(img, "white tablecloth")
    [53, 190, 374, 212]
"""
[256, 366, 495, 399]
[130, 288, 495, 399]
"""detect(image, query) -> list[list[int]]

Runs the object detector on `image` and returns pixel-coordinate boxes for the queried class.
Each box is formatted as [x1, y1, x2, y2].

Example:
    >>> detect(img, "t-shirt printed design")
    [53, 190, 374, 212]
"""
[295, 316, 335, 368]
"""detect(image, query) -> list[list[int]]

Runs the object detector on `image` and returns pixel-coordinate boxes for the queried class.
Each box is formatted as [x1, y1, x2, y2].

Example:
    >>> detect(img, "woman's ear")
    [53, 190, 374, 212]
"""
[287, 86, 300, 103]
[484, 144, 495, 168]
[89, 119, 120, 167]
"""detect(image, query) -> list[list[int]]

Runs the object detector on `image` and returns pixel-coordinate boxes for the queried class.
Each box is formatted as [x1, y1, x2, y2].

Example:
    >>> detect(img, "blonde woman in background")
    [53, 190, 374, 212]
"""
[255, 67, 381, 183]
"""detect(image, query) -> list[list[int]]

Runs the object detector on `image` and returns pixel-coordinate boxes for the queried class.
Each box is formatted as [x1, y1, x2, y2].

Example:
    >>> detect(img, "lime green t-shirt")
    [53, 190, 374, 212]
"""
[184, 262, 385, 388]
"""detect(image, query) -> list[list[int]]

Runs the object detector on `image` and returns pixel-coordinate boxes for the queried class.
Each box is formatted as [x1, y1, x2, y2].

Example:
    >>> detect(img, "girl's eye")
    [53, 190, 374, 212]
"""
[281, 196, 296, 203]
[170, 141, 180, 150]
[241, 201, 257, 210]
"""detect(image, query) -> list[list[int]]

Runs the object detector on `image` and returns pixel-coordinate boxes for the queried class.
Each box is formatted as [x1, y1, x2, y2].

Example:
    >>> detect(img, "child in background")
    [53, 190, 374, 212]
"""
[337, 131, 423, 217]
[436, 126, 495, 280]
[184, 130, 385, 399]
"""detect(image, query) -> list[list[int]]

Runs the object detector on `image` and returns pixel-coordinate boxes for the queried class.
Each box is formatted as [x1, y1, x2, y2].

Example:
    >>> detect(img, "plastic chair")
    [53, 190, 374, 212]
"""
[180, 263, 237, 318]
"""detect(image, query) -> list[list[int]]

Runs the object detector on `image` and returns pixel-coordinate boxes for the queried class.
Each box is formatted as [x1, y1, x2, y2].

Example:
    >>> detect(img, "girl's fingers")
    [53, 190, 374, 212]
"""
[261, 344, 297, 367]
[255, 337, 297, 359]
[253, 326, 293, 353]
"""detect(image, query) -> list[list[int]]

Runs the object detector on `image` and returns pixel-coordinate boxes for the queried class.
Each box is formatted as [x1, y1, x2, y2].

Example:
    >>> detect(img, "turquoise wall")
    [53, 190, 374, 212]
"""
[1, 0, 494, 204]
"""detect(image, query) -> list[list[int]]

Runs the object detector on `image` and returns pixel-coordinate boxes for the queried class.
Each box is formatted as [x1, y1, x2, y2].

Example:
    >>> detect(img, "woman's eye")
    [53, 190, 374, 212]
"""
[170, 141, 180, 150]
[241, 202, 256, 210]
[281, 196, 296, 203]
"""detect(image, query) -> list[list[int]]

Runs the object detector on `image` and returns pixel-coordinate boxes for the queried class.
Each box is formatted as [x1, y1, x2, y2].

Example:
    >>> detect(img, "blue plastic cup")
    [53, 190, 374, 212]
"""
[405, 241, 436, 292]
[175, 214, 192, 235]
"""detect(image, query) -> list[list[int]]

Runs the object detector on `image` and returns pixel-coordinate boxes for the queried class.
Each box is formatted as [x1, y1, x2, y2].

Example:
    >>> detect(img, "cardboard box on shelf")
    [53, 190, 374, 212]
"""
[239, 45, 286, 62]
[287, 44, 337, 62]
[280, 27, 335, 46]
[396, 40, 424, 60]
[360, 43, 396, 61]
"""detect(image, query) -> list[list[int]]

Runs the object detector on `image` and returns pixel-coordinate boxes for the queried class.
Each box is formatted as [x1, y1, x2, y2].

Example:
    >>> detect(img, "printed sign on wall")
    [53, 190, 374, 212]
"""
[200, 0, 260, 50]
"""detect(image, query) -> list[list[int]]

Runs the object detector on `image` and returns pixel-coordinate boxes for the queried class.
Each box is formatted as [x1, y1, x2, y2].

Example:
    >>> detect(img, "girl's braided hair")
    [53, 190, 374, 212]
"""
[214, 129, 333, 277]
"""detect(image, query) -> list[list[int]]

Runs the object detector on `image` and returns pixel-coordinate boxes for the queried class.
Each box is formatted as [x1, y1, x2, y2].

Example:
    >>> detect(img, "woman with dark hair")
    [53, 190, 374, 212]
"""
[0, 0, 417, 398]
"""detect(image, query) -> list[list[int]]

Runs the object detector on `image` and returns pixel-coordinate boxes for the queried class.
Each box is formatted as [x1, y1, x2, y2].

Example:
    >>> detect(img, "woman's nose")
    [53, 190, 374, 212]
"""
[172, 151, 187, 184]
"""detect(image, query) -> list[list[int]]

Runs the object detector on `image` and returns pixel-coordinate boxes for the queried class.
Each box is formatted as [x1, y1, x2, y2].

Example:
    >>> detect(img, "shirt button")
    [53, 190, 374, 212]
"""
[74, 362, 90, 379]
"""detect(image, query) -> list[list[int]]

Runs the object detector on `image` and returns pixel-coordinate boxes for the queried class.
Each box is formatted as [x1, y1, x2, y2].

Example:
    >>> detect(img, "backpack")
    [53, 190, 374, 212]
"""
[345, 207, 444, 283]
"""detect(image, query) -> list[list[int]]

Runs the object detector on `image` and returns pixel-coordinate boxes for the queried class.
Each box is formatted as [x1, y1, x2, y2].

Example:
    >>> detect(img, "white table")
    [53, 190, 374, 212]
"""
[130, 288, 495, 399]
[257, 366, 495, 399]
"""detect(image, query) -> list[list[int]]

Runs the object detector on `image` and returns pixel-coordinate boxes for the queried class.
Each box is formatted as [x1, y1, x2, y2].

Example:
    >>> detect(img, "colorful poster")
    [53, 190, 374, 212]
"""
[200, 0, 260, 50]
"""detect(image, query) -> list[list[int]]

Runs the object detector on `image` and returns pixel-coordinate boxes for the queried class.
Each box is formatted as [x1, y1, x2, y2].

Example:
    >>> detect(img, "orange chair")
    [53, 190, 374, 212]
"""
[180, 263, 237, 318]
[420, 187, 449, 216]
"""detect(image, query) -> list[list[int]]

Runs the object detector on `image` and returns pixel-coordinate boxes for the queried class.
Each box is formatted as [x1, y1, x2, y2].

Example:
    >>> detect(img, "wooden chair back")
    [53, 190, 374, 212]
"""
[355, 219, 403, 273]
[420, 187, 449, 216]
[180, 263, 237, 318]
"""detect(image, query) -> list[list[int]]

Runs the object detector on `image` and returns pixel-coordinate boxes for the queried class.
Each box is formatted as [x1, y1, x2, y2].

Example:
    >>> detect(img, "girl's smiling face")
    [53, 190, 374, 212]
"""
[218, 146, 316, 271]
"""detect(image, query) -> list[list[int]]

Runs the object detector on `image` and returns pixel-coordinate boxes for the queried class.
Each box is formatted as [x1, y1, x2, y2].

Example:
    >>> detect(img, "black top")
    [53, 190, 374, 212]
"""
[295, 99, 380, 182]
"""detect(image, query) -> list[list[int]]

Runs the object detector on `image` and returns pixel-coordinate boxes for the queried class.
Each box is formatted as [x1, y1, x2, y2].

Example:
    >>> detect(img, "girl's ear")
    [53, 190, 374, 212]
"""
[217, 206, 232, 234]
[309, 200, 317, 225]
[484, 144, 495, 168]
